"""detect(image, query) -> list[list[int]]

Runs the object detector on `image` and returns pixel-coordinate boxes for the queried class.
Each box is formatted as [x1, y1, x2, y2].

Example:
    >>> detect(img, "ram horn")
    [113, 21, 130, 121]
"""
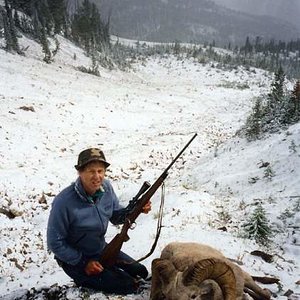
[152, 258, 177, 286]
[182, 258, 237, 300]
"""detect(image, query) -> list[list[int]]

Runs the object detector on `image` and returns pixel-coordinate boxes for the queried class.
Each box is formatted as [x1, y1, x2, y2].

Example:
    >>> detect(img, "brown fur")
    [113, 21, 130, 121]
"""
[150, 242, 271, 300]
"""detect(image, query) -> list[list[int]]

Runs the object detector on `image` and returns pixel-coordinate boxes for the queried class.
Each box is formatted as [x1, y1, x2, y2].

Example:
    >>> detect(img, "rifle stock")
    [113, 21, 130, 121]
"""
[99, 133, 197, 267]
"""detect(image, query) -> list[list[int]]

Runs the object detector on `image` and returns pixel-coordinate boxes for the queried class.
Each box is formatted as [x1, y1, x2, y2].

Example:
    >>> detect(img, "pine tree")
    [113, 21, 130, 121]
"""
[264, 66, 286, 130]
[40, 25, 51, 63]
[48, 0, 66, 34]
[13, 10, 21, 30]
[102, 15, 110, 45]
[3, 0, 21, 53]
[71, 0, 109, 53]
[71, 0, 92, 52]
[243, 36, 253, 55]
[245, 98, 263, 140]
[270, 65, 285, 101]
[242, 203, 272, 246]
[1, 8, 13, 51]
[39, 0, 54, 35]
[289, 81, 300, 123]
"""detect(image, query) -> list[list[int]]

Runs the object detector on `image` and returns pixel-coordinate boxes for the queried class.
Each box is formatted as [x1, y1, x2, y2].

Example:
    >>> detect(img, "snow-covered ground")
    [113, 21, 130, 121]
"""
[0, 36, 299, 299]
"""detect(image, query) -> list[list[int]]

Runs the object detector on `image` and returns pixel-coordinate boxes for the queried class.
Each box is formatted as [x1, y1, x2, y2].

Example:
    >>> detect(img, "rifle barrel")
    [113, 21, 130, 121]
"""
[163, 133, 197, 174]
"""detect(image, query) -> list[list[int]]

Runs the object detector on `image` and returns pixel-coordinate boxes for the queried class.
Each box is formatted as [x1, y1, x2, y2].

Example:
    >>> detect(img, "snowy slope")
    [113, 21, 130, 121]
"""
[0, 35, 299, 299]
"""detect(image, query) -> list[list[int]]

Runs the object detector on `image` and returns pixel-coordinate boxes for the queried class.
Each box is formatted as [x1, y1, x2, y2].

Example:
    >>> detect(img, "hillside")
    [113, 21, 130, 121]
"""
[0, 36, 299, 299]
[212, 0, 300, 31]
[95, 0, 300, 45]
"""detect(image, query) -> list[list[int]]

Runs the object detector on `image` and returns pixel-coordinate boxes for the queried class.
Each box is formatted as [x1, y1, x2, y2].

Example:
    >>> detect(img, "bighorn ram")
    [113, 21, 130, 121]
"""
[150, 242, 272, 300]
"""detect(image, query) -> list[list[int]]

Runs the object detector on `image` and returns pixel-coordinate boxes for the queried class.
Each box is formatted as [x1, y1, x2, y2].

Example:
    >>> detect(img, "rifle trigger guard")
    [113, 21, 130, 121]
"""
[130, 222, 136, 230]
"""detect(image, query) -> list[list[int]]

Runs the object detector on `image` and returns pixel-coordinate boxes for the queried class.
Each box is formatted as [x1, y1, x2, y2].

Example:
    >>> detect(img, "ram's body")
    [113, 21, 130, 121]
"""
[150, 242, 271, 300]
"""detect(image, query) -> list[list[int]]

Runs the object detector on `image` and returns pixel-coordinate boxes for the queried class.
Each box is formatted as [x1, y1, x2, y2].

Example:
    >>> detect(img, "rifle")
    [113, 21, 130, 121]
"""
[99, 133, 197, 267]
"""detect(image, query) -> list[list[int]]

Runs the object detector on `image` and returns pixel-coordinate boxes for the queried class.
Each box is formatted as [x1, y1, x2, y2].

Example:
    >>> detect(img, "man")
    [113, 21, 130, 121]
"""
[47, 148, 151, 295]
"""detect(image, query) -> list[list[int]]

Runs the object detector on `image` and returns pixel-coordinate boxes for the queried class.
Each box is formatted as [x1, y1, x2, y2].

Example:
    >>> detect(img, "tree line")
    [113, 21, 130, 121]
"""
[1, 0, 300, 78]
[0, 0, 110, 62]
[239, 36, 300, 55]
[234, 37, 300, 79]
[242, 68, 300, 140]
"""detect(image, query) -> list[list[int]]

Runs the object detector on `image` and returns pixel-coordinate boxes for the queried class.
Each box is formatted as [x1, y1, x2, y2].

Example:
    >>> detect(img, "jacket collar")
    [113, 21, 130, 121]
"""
[74, 177, 105, 203]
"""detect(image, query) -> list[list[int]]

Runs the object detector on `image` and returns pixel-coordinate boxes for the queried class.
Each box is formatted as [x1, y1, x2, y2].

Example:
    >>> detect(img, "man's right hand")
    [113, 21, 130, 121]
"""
[84, 260, 104, 275]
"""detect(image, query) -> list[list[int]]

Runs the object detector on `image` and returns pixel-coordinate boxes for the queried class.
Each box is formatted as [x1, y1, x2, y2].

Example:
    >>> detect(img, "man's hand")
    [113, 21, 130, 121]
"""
[84, 260, 104, 276]
[142, 200, 152, 214]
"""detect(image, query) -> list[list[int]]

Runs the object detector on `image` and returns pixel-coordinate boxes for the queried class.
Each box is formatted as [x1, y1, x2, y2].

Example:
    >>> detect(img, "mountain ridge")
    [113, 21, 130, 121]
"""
[212, 0, 300, 31]
[91, 0, 300, 45]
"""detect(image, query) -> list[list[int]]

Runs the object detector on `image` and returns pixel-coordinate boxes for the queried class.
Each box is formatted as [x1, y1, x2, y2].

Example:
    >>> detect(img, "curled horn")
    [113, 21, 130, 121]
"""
[152, 258, 177, 286]
[150, 258, 178, 300]
[182, 258, 237, 300]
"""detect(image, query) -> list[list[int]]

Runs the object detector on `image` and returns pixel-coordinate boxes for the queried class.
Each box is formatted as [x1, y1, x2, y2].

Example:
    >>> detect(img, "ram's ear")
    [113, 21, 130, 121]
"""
[182, 258, 237, 300]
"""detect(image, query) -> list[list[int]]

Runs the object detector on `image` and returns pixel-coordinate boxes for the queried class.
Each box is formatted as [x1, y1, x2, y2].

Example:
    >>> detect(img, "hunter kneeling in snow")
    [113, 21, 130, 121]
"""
[47, 148, 151, 295]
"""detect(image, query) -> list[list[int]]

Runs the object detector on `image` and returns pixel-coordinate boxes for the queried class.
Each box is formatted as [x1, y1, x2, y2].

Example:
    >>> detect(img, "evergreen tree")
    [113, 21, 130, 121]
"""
[270, 65, 285, 101]
[72, 0, 92, 51]
[242, 203, 272, 246]
[245, 98, 263, 140]
[264, 66, 286, 130]
[48, 0, 66, 34]
[288, 80, 300, 123]
[31, 2, 41, 39]
[71, 0, 109, 52]
[3, 0, 21, 53]
[38, 0, 54, 35]
[40, 25, 51, 63]
[1, 8, 13, 50]
[28, 0, 54, 62]
[254, 36, 262, 52]
[102, 14, 110, 45]
[243, 36, 253, 55]
[13, 10, 21, 30]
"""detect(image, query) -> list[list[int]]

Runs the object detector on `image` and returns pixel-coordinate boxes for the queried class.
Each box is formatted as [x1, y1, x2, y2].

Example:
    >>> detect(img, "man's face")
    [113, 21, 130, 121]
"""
[79, 161, 106, 195]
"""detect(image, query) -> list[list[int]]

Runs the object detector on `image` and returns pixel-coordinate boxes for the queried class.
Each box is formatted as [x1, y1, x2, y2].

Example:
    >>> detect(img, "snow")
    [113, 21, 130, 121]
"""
[0, 35, 299, 299]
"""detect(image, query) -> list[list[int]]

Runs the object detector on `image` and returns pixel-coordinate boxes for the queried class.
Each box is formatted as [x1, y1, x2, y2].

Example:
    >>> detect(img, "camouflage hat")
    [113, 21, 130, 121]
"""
[75, 148, 110, 170]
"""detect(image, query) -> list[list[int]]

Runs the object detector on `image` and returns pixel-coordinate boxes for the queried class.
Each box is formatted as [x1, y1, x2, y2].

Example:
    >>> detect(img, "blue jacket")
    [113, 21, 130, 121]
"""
[47, 178, 126, 266]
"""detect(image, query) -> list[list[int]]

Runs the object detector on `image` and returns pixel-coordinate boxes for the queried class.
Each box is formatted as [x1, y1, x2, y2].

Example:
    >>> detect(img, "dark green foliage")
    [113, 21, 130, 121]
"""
[173, 40, 181, 55]
[40, 25, 51, 63]
[2, 0, 22, 54]
[270, 66, 285, 99]
[285, 81, 300, 124]
[0, 0, 110, 64]
[223, 37, 300, 78]
[242, 203, 272, 246]
[71, 0, 109, 53]
[1, 0, 299, 76]
[244, 98, 263, 140]
[13, 10, 21, 30]
[241, 36, 253, 55]
[48, 0, 66, 34]
[264, 66, 286, 129]
[242, 68, 300, 140]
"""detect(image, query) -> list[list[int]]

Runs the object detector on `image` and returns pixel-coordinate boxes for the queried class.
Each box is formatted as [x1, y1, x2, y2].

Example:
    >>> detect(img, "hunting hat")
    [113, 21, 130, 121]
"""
[75, 148, 110, 170]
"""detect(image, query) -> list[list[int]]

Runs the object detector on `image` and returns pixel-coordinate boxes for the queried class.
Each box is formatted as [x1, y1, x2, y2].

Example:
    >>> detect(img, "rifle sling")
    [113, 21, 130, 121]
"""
[114, 183, 165, 265]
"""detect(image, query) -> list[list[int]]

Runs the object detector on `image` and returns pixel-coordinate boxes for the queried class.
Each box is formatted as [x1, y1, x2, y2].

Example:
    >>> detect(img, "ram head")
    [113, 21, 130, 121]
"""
[150, 242, 272, 300]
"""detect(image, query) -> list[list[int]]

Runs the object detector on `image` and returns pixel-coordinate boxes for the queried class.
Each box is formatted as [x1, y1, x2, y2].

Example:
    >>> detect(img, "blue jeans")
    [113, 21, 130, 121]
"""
[59, 251, 148, 295]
